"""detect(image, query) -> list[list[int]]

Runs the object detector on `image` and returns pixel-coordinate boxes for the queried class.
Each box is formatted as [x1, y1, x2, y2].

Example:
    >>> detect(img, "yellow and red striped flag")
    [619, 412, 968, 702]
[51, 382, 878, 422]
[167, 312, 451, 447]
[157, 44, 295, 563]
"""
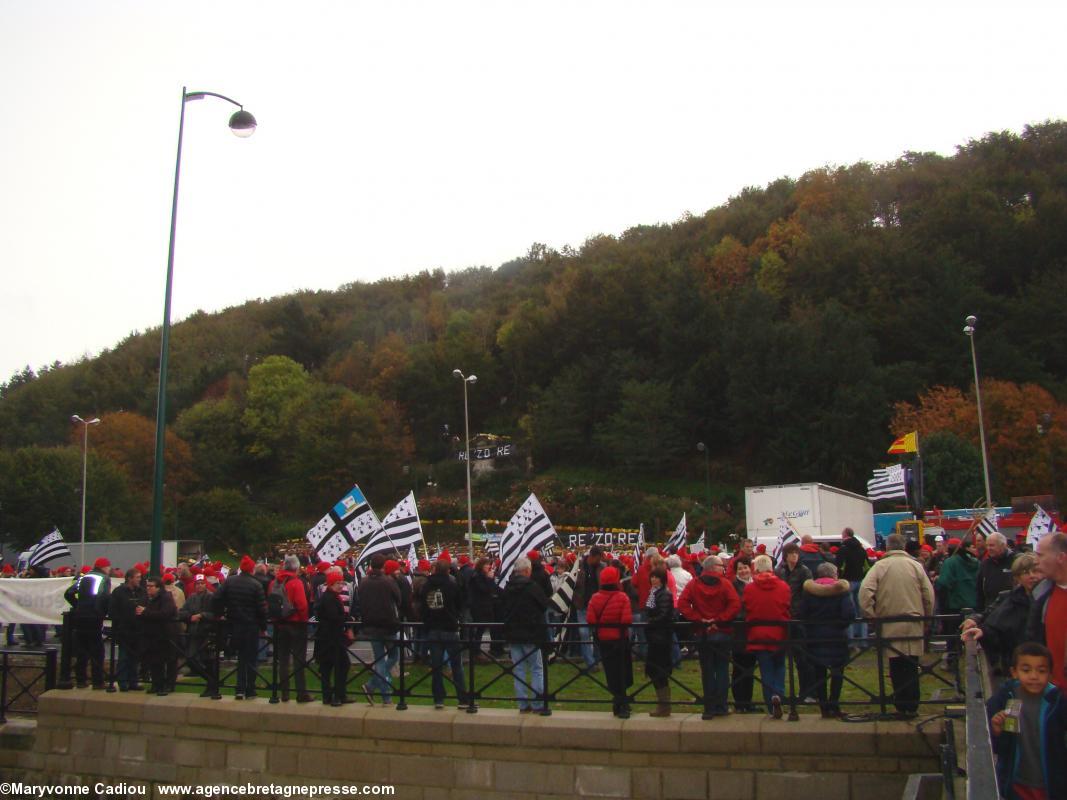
[887, 431, 918, 455]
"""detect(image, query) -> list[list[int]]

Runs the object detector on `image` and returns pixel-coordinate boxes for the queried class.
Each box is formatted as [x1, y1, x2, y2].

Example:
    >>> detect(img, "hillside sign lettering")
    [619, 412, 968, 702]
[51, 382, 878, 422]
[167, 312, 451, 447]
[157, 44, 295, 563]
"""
[566, 531, 642, 549]
[456, 443, 515, 461]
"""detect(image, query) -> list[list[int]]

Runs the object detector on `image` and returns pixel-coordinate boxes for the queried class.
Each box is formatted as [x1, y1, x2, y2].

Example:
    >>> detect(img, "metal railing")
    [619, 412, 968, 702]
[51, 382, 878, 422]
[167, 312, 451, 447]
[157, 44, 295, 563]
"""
[53, 612, 972, 720]
[0, 647, 58, 722]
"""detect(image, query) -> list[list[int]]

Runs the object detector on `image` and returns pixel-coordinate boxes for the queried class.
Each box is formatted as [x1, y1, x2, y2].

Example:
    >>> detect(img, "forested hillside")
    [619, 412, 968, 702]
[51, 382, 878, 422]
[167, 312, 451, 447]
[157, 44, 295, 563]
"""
[3, 122, 1066, 550]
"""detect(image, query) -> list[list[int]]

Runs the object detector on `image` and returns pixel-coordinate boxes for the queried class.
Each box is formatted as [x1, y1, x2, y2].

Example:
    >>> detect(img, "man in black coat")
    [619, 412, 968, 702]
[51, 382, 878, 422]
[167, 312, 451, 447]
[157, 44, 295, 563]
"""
[64, 557, 112, 689]
[975, 532, 1016, 612]
[211, 556, 267, 699]
[501, 558, 550, 713]
[835, 527, 869, 650]
[357, 554, 402, 705]
[574, 546, 605, 669]
[109, 568, 144, 691]
[416, 560, 471, 708]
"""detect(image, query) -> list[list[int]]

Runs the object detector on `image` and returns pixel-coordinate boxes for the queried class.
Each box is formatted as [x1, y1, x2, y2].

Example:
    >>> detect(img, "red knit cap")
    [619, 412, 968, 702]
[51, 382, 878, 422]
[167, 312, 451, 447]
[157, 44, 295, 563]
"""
[316, 561, 330, 573]
[599, 566, 620, 586]
[527, 550, 541, 561]
[162, 573, 175, 584]
[383, 559, 400, 575]
[93, 557, 111, 570]
[2, 565, 14, 575]
[239, 555, 255, 574]
[325, 567, 343, 584]
[459, 555, 471, 566]
[418, 560, 431, 572]
[80, 565, 91, 574]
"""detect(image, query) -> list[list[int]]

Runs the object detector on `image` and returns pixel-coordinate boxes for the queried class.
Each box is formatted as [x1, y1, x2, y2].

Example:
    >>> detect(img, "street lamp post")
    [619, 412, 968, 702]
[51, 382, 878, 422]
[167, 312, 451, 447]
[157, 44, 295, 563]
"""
[963, 315, 993, 509]
[453, 369, 477, 561]
[71, 415, 101, 568]
[696, 442, 712, 541]
[150, 87, 257, 577]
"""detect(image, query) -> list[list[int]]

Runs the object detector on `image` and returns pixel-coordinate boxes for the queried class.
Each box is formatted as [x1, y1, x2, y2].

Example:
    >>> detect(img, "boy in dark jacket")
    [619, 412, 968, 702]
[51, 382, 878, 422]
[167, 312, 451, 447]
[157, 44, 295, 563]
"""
[416, 559, 471, 709]
[987, 642, 1067, 799]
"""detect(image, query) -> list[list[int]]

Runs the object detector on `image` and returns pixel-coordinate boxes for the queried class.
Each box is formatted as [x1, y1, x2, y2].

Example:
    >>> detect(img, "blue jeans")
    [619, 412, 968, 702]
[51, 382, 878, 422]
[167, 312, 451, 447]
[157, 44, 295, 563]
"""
[369, 636, 398, 702]
[116, 641, 139, 689]
[426, 629, 467, 705]
[848, 582, 867, 646]
[755, 651, 786, 713]
[509, 643, 545, 711]
[697, 634, 731, 714]
[575, 609, 598, 668]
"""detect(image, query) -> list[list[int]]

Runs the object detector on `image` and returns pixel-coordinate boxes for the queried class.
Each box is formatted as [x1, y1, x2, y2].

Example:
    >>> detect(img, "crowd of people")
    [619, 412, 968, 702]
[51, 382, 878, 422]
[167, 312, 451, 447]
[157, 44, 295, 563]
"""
[8, 526, 1067, 798]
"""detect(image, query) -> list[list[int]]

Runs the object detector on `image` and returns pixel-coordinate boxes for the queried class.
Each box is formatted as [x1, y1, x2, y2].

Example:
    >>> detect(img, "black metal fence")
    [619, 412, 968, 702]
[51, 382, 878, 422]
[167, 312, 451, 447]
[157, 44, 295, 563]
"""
[0, 647, 57, 722]
[48, 613, 976, 721]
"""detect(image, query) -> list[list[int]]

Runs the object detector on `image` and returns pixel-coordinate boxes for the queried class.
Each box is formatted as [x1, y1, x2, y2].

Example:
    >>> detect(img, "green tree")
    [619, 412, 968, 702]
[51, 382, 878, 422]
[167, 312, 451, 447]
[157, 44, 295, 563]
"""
[242, 356, 311, 459]
[594, 380, 685, 472]
[919, 431, 985, 509]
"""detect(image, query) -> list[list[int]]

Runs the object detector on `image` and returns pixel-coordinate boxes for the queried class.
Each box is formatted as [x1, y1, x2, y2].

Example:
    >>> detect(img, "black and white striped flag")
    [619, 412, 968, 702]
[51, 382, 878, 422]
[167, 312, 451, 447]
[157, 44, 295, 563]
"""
[1027, 505, 1055, 546]
[974, 509, 999, 539]
[549, 557, 580, 615]
[665, 514, 687, 551]
[359, 492, 424, 565]
[306, 485, 384, 562]
[867, 464, 908, 501]
[693, 531, 706, 551]
[497, 494, 558, 586]
[772, 514, 800, 567]
[27, 529, 71, 569]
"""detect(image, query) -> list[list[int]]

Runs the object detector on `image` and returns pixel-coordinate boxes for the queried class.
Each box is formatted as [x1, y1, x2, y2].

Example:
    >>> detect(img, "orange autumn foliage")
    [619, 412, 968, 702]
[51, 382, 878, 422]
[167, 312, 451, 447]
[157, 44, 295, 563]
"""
[891, 380, 1067, 498]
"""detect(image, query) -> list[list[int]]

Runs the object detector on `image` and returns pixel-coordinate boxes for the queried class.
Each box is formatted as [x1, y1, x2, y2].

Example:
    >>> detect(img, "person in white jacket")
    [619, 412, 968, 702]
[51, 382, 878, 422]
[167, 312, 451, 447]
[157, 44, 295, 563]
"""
[667, 554, 692, 593]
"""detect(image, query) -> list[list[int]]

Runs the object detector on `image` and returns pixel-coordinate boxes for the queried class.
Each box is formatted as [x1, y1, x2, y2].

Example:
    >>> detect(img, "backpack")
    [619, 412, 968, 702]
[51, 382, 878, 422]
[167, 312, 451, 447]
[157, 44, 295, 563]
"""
[268, 575, 295, 621]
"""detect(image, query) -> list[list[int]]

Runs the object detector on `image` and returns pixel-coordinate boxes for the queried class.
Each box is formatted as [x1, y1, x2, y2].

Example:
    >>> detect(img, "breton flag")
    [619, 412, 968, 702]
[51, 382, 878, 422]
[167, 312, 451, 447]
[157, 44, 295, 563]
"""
[306, 486, 384, 562]
[693, 531, 706, 552]
[887, 431, 919, 455]
[358, 492, 425, 565]
[974, 508, 999, 539]
[406, 544, 419, 574]
[27, 529, 72, 569]
[497, 494, 559, 587]
[867, 464, 909, 501]
[549, 557, 580, 615]
[772, 514, 800, 567]
[666, 514, 688, 551]
[1027, 505, 1056, 546]
[485, 534, 501, 558]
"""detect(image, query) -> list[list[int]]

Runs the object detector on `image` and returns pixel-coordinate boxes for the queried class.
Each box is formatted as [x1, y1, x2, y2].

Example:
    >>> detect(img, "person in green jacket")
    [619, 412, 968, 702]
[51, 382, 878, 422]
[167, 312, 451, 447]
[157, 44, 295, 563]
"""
[936, 543, 980, 670]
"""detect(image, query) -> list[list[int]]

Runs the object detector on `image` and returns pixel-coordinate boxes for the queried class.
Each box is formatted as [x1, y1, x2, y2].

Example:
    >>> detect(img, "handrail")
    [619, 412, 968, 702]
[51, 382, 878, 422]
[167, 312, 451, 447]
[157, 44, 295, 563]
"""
[963, 638, 998, 800]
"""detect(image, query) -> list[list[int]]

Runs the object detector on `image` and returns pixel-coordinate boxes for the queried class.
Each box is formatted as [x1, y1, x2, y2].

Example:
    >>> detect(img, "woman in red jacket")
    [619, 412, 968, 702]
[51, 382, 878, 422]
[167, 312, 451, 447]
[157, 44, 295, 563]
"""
[742, 554, 792, 719]
[587, 566, 634, 718]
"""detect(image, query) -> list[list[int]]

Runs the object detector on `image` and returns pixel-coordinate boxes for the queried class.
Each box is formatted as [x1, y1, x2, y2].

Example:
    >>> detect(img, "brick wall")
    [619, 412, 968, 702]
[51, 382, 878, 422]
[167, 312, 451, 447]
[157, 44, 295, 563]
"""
[0, 691, 939, 799]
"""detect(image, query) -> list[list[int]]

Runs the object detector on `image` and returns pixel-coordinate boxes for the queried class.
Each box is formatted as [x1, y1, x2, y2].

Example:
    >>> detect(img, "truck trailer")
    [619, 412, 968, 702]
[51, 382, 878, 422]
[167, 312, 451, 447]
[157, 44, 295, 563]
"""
[745, 483, 874, 550]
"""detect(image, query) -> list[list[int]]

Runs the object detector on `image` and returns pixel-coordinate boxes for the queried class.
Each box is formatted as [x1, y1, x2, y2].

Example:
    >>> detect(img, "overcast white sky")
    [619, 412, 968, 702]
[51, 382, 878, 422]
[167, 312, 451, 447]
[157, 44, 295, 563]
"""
[1, 0, 1064, 382]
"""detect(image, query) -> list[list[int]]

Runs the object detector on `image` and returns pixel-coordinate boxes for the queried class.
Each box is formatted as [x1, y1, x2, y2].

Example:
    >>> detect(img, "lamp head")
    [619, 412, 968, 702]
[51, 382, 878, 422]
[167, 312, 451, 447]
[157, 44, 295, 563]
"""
[965, 315, 977, 327]
[228, 109, 257, 138]
[452, 369, 464, 379]
[71, 414, 83, 423]
[697, 442, 706, 452]
[467, 375, 478, 385]
[88, 418, 101, 425]
[964, 325, 975, 336]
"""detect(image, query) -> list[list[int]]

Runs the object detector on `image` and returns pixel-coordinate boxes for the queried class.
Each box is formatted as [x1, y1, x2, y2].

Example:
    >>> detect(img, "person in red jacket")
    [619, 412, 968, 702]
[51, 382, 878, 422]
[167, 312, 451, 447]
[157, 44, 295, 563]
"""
[269, 554, 312, 703]
[742, 554, 793, 719]
[587, 566, 634, 718]
[677, 555, 741, 719]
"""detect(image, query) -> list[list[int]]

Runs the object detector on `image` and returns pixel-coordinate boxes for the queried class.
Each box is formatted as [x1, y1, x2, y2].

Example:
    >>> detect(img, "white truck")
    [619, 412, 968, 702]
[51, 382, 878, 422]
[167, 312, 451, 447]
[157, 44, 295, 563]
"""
[744, 483, 874, 551]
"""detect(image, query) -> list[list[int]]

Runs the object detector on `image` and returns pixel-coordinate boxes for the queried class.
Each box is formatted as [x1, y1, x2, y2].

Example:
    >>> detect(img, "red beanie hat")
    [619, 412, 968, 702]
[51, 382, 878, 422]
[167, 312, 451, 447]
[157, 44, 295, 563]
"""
[325, 567, 343, 584]
[459, 554, 471, 566]
[438, 551, 452, 564]
[418, 559, 431, 572]
[527, 550, 541, 561]
[383, 559, 400, 575]
[162, 573, 175, 584]
[239, 555, 255, 574]
[599, 566, 620, 586]
[93, 557, 111, 570]
[756, 544, 767, 554]
[2, 564, 14, 575]
[80, 565, 91, 574]
[136, 562, 149, 574]
[948, 538, 962, 547]
[920, 544, 934, 553]
[316, 561, 330, 573]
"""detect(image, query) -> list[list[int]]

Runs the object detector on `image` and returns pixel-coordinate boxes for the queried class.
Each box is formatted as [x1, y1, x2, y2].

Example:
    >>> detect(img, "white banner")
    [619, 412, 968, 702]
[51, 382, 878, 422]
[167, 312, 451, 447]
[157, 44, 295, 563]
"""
[0, 577, 123, 625]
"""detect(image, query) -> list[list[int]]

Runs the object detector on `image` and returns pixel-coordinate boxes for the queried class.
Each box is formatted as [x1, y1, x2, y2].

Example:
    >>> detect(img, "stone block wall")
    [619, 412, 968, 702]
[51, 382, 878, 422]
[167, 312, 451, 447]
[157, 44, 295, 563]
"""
[0, 691, 940, 799]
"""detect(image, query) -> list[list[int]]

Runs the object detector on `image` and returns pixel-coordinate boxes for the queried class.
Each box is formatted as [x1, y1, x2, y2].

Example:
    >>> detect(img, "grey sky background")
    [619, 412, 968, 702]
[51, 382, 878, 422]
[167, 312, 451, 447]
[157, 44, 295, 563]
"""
[2, 0, 1064, 382]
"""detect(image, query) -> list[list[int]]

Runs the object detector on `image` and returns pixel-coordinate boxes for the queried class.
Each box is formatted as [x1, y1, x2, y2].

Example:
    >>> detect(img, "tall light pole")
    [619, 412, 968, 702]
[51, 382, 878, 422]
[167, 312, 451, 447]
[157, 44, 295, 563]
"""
[963, 315, 993, 510]
[150, 87, 257, 577]
[71, 415, 101, 568]
[696, 442, 712, 540]
[453, 369, 477, 560]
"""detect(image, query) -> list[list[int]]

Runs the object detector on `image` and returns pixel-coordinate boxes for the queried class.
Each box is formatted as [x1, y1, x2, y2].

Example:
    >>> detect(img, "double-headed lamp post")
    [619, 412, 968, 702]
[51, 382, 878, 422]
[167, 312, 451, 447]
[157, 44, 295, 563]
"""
[71, 415, 101, 568]
[963, 315, 993, 510]
[453, 369, 477, 560]
[150, 87, 257, 577]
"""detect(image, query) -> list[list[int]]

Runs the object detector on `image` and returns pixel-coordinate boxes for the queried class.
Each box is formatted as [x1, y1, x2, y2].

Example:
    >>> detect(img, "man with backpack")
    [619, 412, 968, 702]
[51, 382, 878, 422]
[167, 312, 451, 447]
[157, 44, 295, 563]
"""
[415, 558, 472, 709]
[268, 554, 312, 703]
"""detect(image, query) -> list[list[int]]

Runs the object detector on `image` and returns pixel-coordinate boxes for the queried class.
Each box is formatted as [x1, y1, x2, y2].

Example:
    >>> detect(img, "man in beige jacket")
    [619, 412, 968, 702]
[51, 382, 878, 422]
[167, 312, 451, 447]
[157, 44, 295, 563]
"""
[859, 534, 935, 717]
